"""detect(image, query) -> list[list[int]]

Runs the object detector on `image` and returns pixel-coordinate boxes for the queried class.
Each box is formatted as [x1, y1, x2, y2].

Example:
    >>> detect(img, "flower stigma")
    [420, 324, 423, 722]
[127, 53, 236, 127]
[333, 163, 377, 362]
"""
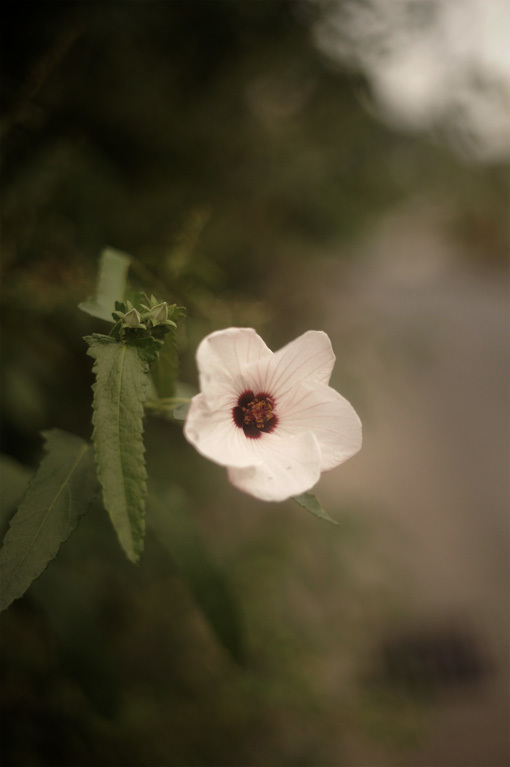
[233, 390, 278, 439]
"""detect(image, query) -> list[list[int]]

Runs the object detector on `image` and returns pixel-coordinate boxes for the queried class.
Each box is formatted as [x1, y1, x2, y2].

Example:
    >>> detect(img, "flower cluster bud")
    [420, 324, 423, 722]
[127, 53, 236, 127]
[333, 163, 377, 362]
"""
[111, 295, 184, 342]
[149, 302, 168, 325]
[122, 308, 143, 328]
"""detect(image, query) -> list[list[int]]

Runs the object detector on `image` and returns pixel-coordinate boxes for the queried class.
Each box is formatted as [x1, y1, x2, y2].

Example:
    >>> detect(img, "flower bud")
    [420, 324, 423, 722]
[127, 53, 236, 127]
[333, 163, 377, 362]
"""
[149, 302, 168, 325]
[122, 308, 141, 327]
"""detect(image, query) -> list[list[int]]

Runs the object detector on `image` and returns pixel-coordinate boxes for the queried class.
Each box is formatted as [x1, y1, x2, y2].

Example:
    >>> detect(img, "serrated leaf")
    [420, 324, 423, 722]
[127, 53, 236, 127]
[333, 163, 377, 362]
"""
[147, 482, 245, 663]
[293, 492, 339, 525]
[0, 455, 31, 542]
[85, 334, 162, 563]
[151, 327, 179, 398]
[0, 430, 96, 612]
[79, 247, 131, 322]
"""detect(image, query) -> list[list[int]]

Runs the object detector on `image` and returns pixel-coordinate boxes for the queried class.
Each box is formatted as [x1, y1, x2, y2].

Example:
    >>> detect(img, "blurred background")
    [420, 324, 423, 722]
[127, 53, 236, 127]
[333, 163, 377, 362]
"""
[1, 1, 508, 765]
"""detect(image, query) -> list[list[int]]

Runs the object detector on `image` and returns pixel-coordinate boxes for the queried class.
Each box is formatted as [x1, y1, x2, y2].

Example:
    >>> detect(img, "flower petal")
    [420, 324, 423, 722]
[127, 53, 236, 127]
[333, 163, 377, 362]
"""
[183, 393, 260, 468]
[227, 431, 322, 502]
[262, 331, 335, 401]
[185, 327, 362, 503]
[196, 327, 273, 395]
[277, 381, 362, 471]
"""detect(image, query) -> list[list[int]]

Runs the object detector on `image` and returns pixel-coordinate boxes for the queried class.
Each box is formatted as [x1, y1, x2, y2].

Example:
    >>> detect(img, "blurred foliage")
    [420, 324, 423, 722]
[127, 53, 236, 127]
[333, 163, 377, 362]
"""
[2, 460, 421, 766]
[1, 0, 506, 462]
[0, 1, 507, 765]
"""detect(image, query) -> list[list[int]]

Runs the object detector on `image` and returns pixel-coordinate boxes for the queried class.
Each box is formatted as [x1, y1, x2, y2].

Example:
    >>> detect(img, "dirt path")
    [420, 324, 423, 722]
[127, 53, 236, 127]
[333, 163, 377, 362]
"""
[316, 205, 509, 766]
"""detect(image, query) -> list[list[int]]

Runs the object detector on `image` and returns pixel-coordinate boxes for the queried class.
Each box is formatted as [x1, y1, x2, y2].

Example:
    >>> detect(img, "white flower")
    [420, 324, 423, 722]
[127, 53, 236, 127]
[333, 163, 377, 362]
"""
[184, 328, 362, 502]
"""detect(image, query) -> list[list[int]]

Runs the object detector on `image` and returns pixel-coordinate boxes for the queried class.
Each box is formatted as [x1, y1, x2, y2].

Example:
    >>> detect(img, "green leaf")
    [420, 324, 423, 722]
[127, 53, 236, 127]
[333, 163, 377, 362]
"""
[293, 492, 339, 525]
[151, 327, 179, 398]
[150, 305, 185, 397]
[147, 482, 245, 663]
[0, 430, 96, 612]
[79, 247, 131, 322]
[0, 455, 31, 542]
[85, 334, 162, 563]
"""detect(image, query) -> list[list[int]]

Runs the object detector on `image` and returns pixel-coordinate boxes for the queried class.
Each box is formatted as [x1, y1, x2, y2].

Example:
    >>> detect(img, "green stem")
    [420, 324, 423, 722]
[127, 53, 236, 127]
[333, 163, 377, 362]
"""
[145, 397, 191, 411]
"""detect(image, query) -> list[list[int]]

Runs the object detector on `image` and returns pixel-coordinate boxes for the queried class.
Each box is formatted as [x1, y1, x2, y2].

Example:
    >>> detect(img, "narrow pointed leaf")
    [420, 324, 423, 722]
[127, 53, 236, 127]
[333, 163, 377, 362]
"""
[151, 328, 179, 398]
[85, 334, 162, 563]
[79, 247, 131, 322]
[147, 482, 245, 663]
[0, 455, 31, 541]
[293, 492, 339, 525]
[0, 430, 96, 611]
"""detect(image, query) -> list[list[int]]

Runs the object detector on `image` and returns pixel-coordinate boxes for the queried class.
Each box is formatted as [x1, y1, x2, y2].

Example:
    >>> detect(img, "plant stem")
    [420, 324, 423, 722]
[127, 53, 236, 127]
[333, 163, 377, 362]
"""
[145, 397, 191, 411]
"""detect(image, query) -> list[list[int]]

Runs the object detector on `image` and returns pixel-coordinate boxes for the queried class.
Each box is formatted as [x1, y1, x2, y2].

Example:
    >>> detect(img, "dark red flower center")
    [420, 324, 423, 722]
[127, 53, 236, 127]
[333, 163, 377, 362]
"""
[233, 390, 278, 439]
